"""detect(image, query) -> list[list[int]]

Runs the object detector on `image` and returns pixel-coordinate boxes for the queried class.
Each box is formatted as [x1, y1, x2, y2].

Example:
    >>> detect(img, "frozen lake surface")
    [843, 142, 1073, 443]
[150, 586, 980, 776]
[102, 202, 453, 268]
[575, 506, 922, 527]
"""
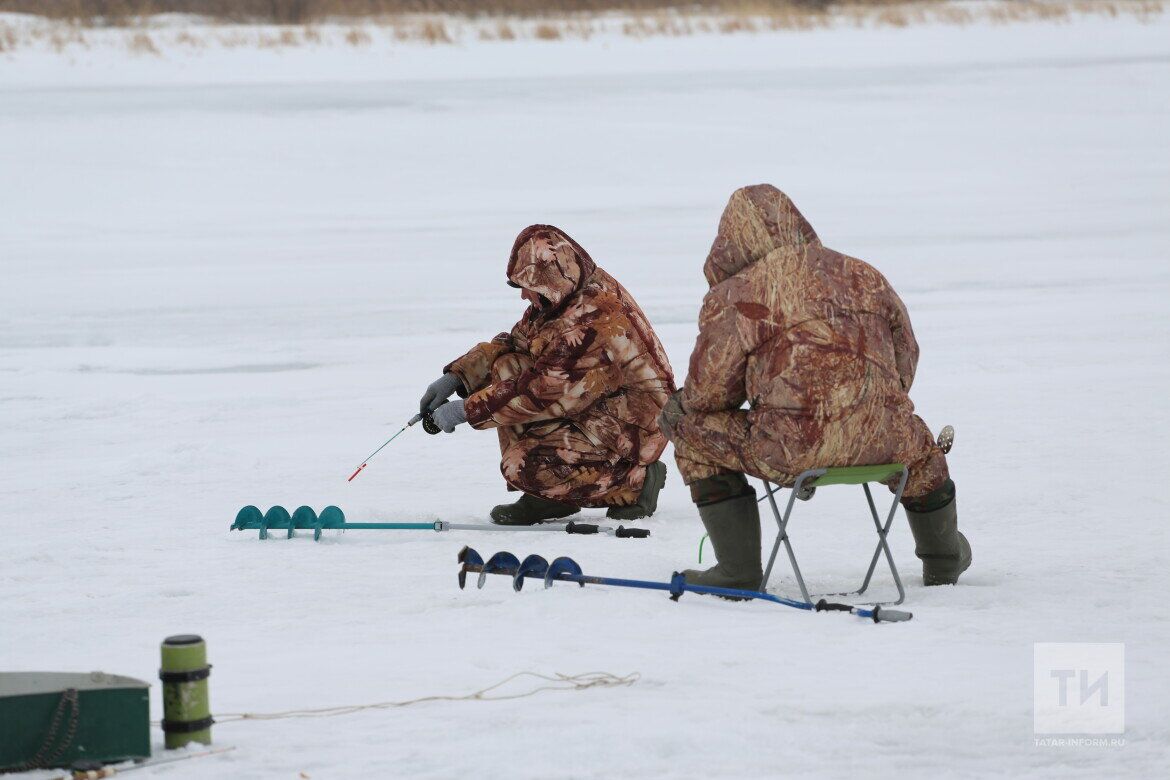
[2, 12, 1169, 778]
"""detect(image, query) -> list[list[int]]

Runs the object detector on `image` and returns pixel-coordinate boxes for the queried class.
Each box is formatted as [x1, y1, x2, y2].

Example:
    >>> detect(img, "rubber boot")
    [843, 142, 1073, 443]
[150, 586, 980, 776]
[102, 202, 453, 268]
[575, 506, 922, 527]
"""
[681, 473, 762, 591]
[490, 494, 580, 526]
[606, 461, 667, 521]
[903, 479, 971, 586]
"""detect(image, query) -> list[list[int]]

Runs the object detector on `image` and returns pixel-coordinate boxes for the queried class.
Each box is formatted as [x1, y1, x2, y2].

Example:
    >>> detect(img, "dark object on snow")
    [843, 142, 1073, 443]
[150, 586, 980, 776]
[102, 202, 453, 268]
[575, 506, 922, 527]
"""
[456, 546, 912, 623]
[0, 672, 150, 772]
[160, 635, 212, 750]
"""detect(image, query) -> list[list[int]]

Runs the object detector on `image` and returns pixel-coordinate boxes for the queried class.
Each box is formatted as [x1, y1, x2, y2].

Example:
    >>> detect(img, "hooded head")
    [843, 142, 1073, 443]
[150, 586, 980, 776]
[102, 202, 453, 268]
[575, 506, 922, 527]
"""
[703, 184, 821, 287]
[506, 224, 598, 311]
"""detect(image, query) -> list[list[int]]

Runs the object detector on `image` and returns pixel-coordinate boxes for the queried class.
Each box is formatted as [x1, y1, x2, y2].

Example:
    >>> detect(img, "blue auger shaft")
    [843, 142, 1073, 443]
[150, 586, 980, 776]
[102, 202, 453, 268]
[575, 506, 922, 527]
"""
[457, 547, 911, 623]
[555, 573, 907, 622]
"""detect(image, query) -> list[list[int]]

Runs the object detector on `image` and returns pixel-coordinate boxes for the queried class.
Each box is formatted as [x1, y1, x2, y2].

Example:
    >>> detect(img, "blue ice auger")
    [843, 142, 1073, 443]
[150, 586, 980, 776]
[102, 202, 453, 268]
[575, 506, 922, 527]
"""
[456, 546, 912, 623]
[231, 506, 650, 541]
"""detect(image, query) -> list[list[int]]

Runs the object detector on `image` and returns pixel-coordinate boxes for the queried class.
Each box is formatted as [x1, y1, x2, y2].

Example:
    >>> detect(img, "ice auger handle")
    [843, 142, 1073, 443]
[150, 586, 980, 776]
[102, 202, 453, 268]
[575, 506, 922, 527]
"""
[871, 607, 913, 623]
[614, 526, 650, 539]
[815, 599, 913, 623]
[565, 522, 600, 535]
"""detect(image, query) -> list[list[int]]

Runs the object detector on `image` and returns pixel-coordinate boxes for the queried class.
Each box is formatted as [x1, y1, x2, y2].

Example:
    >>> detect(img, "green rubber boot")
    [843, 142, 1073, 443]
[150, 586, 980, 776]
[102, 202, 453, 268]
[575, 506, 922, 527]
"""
[606, 461, 667, 521]
[681, 473, 762, 591]
[903, 479, 971, 586]
[490, 494, 580, 526]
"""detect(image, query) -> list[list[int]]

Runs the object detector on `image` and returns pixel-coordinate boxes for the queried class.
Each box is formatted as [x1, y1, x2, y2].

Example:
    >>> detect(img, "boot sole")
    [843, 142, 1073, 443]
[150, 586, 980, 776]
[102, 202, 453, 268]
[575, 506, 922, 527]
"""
[490, 507, 580, 526]
[680, 569, 762, 594]
[922, 550, 972, 586]
[923, 563, 971, 586]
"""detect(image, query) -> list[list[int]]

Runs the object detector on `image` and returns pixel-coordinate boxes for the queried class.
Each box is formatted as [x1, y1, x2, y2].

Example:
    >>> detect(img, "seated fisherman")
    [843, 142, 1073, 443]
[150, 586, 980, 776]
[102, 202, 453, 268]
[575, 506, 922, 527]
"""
[660, 185, 970, 589]
[423, 224, 675, 524]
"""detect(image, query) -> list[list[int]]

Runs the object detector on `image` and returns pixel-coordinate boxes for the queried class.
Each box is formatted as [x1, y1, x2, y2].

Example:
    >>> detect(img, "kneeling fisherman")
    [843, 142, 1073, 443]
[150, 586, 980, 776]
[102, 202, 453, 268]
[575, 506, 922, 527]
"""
[424, 225, 675, 524]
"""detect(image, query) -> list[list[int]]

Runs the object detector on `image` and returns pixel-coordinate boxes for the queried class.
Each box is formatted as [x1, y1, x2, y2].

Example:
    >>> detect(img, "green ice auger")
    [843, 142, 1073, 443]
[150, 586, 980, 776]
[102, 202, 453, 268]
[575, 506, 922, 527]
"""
[230, 506, 651, 540]
[160, 634, 212, 749]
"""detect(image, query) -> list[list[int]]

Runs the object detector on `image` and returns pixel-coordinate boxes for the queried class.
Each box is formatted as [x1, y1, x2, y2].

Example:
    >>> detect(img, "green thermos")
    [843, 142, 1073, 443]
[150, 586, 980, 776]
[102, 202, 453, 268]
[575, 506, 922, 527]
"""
[159, 634, 212, 749]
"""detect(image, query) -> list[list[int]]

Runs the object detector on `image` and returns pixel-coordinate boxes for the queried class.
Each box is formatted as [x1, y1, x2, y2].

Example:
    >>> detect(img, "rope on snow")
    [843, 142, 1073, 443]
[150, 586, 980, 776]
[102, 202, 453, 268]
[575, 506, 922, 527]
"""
[206, 671, 639, 723]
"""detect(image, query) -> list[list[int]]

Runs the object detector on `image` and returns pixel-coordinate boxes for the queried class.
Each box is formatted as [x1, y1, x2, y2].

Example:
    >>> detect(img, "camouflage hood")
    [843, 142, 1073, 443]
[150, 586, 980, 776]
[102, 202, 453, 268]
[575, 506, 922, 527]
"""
[507, 224, 598, 310]
[703, 184, 821, 287]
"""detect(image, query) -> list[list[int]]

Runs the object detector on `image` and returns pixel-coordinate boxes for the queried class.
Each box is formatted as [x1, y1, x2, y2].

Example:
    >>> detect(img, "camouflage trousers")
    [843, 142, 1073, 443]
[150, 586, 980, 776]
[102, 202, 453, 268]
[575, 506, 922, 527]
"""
[490, 353, 647, 508]
[666, 399, 949, 500]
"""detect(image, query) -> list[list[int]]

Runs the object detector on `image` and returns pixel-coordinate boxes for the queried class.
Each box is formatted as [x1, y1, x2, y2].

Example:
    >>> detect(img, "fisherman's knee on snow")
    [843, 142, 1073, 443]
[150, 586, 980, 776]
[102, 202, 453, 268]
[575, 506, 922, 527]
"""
[660, 184, 971, 589]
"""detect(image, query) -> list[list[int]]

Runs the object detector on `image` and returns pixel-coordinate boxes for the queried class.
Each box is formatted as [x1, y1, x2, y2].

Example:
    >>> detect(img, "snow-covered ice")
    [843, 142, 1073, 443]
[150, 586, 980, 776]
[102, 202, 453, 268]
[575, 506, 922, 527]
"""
[2, 11, 1169, 778]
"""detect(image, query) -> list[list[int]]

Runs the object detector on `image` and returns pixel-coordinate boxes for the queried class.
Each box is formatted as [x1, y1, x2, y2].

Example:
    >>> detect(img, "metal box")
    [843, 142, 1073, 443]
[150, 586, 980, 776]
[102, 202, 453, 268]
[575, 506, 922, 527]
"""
[0, 672, 151, 772]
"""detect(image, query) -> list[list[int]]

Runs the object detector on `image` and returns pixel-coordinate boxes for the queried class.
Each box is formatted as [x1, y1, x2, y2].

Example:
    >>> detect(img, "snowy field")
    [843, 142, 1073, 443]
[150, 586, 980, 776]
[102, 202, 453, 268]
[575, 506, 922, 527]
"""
[3, 9, 1169, 779]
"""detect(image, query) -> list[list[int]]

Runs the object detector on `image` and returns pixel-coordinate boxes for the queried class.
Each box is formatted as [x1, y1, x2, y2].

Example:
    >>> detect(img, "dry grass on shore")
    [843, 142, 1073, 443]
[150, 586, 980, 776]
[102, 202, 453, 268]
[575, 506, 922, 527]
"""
[0, 1, 1163, 55]
[3, 3, 835, 26]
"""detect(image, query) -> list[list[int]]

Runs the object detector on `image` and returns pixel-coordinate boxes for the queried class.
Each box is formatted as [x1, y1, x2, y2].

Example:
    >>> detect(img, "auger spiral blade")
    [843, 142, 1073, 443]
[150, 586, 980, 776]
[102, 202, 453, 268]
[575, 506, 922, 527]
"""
[478, 551, 520, 589]
[545, 556, 584, 589]
[514, 554, 550, 592]
[457, 546, 484, 590]
[290, 506, 318, 540]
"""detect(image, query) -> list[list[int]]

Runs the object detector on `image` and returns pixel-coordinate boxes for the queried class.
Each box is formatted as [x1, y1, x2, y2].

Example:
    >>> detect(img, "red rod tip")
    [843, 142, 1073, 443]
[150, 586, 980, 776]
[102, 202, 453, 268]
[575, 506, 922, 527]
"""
[347, 464, 366, 482]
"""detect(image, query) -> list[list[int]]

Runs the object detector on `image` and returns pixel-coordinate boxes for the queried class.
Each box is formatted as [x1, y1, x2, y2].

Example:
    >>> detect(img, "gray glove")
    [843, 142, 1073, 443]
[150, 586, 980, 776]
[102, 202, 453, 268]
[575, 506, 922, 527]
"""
[430, 399, 467, 433]
[419, 373, 463, 416]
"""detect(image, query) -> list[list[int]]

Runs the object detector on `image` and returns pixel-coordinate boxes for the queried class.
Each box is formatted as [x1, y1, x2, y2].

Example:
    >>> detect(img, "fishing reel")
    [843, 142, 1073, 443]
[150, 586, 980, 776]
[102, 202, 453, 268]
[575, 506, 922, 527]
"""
[421, 412, 442, 435]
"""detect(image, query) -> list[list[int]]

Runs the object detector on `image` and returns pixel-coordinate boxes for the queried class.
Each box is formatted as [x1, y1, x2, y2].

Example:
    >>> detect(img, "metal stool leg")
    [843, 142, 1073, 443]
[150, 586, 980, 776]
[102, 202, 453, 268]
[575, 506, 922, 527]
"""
[760, 471, 823, 605]
[852, 468, 908, 605]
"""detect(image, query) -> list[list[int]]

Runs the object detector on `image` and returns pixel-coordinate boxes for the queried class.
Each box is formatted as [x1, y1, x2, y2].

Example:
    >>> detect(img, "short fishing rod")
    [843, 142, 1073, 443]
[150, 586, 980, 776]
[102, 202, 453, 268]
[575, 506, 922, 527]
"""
[347, 412, 440, 481]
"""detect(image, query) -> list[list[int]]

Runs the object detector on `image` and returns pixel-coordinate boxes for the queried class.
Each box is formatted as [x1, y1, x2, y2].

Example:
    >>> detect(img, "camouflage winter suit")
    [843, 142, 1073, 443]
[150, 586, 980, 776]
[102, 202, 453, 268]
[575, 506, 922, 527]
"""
[445, 225, 676, 507]
[663, 185, 949, 499]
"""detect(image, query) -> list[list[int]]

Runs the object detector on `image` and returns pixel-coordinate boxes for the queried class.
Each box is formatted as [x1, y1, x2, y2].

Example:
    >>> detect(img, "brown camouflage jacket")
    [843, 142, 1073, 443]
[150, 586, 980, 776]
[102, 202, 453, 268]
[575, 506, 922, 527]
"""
[446, 225, 676, 466]
[683, 185, 921, 434]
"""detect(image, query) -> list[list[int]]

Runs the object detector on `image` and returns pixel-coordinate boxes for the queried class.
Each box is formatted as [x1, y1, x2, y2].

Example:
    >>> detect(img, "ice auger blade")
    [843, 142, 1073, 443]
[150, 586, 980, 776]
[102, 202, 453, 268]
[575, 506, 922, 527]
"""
[290, 506, 318, 540]
[260, 506, 291, 540]
[457, 546, 484, 590]
[544, 556, 584, 589]
[479, 551, 520, 589]
[231, 505, 263, 531]
[514, 554, 549, 592]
